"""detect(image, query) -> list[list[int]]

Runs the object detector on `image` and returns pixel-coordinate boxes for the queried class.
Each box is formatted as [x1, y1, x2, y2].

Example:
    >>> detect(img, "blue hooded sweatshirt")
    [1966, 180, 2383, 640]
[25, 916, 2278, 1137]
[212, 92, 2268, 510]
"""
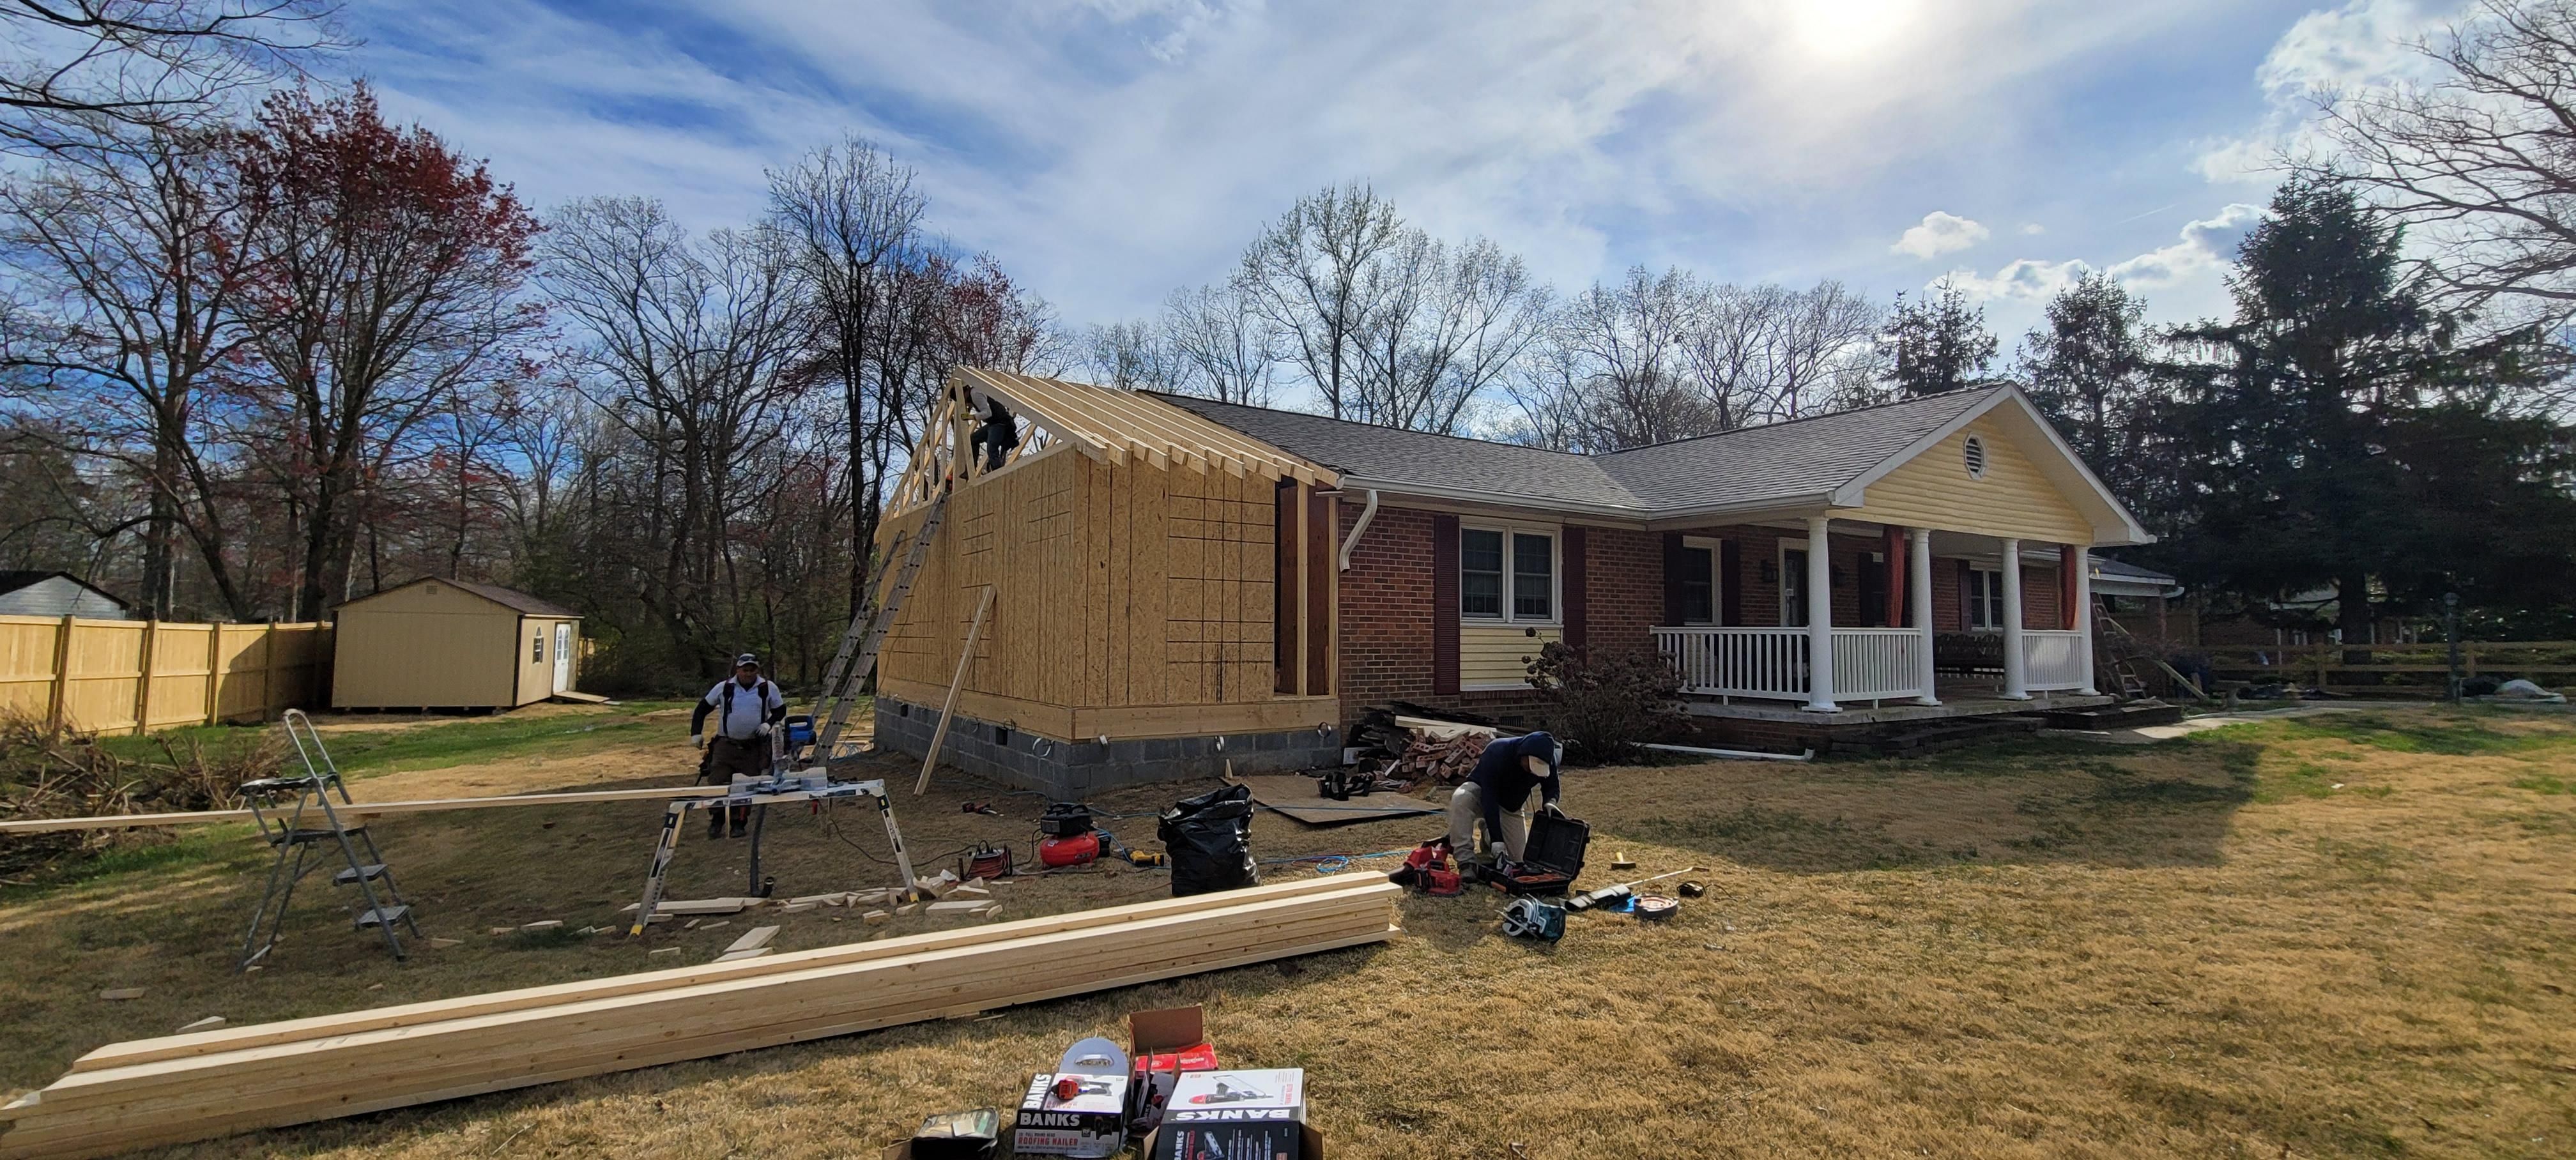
[1463, 731, 1562, 846]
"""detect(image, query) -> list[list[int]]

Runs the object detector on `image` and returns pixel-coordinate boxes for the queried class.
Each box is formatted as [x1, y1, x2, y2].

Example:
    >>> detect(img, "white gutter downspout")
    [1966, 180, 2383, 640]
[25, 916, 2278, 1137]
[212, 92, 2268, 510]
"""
[1338, 488, 1378, 570]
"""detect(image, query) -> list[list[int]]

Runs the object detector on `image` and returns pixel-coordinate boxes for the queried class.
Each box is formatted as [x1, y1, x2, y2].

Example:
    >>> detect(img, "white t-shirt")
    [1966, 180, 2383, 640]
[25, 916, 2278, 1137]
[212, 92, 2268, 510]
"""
[700, 678, 784, 741]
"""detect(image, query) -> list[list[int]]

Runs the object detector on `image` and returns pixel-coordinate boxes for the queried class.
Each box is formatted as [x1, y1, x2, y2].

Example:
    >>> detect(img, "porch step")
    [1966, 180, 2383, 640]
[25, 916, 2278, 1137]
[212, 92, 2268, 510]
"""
[2037, 700, 2184, 731]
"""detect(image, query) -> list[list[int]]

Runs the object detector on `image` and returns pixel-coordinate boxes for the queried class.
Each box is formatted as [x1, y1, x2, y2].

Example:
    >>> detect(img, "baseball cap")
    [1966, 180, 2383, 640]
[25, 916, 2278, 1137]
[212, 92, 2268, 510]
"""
[733, 653, 760, 669]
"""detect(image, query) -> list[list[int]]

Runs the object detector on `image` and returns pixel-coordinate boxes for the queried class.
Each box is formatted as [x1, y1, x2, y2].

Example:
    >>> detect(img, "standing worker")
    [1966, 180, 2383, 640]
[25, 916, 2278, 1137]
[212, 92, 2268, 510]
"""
[1446, 730, 1565, 875]
[690, 653, 785, 839]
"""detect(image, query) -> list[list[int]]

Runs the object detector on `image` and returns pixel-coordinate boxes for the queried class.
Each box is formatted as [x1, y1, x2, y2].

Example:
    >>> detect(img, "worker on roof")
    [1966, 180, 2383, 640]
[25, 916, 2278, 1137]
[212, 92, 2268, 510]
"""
[689, 653, 785, 839]
[969, 394, 1018, 472]
[1446, 730, 1565, 875]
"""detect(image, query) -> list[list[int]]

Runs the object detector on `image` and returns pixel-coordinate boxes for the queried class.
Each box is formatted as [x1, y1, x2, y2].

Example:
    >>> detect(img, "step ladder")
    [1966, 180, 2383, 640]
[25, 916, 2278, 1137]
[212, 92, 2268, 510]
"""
[236, 709, 420, 971]
[806, 492, 948, 763]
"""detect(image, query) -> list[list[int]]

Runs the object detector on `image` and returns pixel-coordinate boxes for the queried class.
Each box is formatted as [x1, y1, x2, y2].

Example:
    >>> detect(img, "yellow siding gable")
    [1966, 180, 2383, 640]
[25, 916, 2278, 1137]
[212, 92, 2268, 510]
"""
[1851, 415, 2092, 543]
[1460, 623, 1558, 689]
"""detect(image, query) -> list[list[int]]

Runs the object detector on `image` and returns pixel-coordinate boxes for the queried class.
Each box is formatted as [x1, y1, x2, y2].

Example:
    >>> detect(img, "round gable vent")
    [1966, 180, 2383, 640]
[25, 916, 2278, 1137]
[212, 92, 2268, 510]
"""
[1963, 434, 1988, 479]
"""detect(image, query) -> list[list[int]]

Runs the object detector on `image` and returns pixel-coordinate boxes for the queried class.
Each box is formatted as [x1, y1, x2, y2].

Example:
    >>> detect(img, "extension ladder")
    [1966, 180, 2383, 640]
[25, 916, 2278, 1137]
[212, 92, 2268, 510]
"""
[236, 710, 420, 970]
[806, 492, 948, 763]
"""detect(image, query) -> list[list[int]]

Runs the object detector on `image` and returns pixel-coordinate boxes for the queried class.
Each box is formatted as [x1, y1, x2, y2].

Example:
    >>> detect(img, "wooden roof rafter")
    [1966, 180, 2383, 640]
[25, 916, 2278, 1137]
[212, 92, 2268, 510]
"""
[948, 367, 1335, 487]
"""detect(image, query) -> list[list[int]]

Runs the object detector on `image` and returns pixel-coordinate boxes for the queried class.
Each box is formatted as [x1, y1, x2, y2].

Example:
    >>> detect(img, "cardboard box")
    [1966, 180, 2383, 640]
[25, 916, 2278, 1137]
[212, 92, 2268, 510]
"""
[1012, 1071, 1130, 1157]
[1167, 1069, 1306, 1124]
[1128, 1005, 1220, 1133]
[1142, 1118, 1325, 1160]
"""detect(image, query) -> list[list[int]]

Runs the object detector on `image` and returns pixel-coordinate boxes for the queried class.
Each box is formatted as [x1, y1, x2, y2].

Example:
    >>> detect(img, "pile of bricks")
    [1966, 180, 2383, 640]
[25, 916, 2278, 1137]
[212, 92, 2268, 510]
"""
[1385, 730, 1489, 785]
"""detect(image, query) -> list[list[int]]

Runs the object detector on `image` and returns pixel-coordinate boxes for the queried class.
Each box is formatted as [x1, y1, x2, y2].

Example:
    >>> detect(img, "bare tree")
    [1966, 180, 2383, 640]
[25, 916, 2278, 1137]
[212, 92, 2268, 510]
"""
[2301, 0, 2576, 355]
[1239, 182, 1400, 419]
[231, 84, 542, 619]
[0, 0, 342, 151]
[1347, 232, 1550, 434]
[1508, 266, 1715, 451]
[1159, 279, 1275, 406]
[765, 135, 924, 616]
[540, 196, 813, 669]
[1676, 279, 1882, 427]
[1083, 317, 1183, 392]
[0, 128, 266, 617]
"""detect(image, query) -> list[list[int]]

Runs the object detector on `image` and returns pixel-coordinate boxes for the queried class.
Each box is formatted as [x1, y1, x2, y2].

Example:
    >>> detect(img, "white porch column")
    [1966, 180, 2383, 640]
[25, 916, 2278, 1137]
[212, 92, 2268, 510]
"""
[2000, 537, 2029, 700]
[2074, 544, 2099, 695]
[1804, 515, 1838, 712]
[1910, 528, 1939, 706]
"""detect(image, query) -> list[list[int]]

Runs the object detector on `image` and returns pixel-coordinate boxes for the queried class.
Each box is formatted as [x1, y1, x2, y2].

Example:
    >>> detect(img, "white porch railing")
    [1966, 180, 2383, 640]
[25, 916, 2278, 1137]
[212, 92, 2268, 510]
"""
[2022, 629, 2086, 691]
[1654, 627, 1809, 700]
[1653, 627, 1926, 703]
[1831, 628, 1927, 701]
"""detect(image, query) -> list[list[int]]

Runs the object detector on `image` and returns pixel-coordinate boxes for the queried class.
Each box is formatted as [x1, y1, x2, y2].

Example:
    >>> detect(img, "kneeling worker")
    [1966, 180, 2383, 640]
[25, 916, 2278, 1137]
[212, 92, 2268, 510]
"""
[1446, 729, 1565, 872]
[690, 653, 786, 839]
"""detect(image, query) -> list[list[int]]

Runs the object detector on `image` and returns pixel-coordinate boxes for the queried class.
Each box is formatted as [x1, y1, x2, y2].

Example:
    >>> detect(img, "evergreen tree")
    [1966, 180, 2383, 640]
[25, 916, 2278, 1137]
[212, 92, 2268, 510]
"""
[1882, 279, 1997, 397]
[2158, 178, 2576, 653]
[2020, 271, 2152, 502]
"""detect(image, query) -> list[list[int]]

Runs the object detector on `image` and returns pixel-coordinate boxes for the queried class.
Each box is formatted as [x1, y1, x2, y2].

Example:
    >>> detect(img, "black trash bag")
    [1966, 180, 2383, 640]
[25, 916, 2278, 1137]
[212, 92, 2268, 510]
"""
[1158, 783, 1259, 897]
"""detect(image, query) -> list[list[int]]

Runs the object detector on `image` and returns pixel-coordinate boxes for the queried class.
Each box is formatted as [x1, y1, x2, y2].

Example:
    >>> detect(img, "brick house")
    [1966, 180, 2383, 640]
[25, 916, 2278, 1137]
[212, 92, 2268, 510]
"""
[872, 370, 2150, 793]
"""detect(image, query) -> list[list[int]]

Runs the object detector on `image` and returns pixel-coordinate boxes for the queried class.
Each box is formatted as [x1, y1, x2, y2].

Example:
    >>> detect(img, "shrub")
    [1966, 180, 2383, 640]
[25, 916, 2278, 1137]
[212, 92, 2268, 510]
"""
[1524, 641, 1683, 765]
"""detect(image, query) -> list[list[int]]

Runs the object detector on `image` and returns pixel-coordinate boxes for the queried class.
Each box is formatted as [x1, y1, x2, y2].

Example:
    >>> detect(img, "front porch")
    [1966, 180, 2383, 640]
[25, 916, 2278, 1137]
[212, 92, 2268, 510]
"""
[1643, 515, 2104, 719]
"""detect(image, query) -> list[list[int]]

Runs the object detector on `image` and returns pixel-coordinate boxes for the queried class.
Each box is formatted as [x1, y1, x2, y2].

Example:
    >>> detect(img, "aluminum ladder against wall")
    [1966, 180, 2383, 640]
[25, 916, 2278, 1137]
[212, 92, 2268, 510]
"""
[805, 492, 949, 763]
[236, 709, 421, 970]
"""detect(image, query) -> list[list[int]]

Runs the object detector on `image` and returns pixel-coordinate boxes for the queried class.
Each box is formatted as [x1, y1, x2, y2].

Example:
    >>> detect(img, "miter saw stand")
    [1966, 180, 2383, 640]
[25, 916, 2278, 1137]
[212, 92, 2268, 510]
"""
[625, 767, 920, 936]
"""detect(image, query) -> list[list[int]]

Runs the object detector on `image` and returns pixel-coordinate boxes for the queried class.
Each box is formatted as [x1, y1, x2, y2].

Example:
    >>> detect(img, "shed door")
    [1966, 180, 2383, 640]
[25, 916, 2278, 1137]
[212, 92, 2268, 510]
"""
[553, 623, 572, 692]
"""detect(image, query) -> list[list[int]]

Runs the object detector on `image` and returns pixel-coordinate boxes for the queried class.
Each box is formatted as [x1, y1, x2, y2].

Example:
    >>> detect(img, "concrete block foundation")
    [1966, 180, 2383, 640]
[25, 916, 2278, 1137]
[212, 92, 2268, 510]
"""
[872, 696, 1345, 799]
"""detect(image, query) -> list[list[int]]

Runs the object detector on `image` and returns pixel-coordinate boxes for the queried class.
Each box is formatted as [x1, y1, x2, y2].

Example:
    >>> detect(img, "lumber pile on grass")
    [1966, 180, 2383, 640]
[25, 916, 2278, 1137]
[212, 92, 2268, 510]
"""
[0, 876, 1400, 1160]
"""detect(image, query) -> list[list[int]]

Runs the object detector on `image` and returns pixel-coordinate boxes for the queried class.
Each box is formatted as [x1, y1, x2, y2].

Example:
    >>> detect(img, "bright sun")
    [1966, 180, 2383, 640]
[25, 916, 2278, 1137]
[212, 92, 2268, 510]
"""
[1781, 0, 1922, 62]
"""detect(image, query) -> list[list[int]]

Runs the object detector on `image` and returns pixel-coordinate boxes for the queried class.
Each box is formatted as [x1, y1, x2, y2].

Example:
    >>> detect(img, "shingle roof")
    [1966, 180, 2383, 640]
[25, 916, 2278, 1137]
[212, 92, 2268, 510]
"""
[1146, 394, 1636, 508]
[1151, 386, 2009, 514]
[359, 577, 579, 618]
[0, 570, 130, 607]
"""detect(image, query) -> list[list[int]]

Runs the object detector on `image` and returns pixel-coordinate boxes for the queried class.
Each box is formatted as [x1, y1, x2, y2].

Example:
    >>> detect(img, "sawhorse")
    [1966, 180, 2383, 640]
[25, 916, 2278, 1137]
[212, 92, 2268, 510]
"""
[626, 771, 919, 936]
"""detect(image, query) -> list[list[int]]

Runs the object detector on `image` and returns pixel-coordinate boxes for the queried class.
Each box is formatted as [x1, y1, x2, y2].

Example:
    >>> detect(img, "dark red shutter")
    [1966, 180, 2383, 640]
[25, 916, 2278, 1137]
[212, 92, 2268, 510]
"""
[1883, 526, 1906, 628]
[1956, 558, 1973, 631]
[1432, 514, 1460, 696]
[1661, 533, 1686, 627]
[2060, 543, 2082, 630]
[1720, 539, 1742, 627]
[1563, 526, 1588, 652]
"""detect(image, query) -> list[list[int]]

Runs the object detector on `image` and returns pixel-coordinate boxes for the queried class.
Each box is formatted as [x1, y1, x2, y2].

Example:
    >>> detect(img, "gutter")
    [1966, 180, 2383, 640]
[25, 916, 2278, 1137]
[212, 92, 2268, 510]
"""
[1337, 488, 1377, 570]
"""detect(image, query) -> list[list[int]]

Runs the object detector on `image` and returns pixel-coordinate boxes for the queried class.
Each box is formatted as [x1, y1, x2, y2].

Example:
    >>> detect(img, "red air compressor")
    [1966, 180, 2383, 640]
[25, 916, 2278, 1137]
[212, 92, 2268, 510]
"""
[1038, 802, 1102, 868]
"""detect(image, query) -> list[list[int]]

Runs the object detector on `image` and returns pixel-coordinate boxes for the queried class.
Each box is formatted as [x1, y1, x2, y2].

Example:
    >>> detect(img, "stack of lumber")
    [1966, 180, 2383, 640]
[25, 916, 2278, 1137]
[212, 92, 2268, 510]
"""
[0, 876, 1400, 1160]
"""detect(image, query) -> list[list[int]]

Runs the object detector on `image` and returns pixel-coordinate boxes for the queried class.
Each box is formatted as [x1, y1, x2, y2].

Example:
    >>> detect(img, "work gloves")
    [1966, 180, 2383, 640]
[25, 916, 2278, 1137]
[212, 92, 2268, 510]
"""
[1542, 800, 1567, 819]
[756, 722, 772, 738]
[690, 733, 704, 749]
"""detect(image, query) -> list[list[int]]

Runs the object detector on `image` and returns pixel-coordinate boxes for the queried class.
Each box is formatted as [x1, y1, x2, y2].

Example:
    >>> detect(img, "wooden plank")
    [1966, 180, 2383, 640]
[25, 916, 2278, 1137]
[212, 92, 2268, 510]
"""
[0, 785, 730, 836]
[13, 883, 1400, 1155]
[917, 585, 995, 797]
[720, 926, 778, 956]
[73, 877, 1386, 1075]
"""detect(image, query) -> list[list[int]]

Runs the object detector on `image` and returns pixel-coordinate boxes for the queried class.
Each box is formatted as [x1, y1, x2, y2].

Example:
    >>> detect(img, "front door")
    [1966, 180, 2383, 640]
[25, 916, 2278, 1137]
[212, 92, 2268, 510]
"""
[553, 623, 572, 692]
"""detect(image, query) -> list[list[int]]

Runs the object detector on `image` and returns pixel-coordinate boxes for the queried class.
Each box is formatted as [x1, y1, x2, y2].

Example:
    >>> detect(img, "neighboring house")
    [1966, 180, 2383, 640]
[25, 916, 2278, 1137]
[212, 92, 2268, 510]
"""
[332, 577, 584, 711]
[871, 369, 2150, 793]
[0, 571, 134, 620]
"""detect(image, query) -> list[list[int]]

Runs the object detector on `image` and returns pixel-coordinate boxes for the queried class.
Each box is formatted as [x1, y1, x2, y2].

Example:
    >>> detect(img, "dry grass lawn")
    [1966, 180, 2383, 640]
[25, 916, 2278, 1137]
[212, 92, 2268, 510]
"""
[3, 704, 2572, 1157]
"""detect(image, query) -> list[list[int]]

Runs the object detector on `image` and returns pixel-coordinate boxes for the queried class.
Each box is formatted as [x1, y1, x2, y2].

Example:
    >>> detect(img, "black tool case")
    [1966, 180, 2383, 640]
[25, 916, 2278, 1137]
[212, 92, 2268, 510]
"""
[1496, 811, 1588, 895]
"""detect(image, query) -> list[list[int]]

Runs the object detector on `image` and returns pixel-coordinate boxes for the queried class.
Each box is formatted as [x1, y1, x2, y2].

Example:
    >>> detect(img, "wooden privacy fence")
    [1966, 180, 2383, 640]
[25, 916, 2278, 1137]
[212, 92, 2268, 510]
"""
[2201, 639, 2576, 693]
[0, 616, 332, 736]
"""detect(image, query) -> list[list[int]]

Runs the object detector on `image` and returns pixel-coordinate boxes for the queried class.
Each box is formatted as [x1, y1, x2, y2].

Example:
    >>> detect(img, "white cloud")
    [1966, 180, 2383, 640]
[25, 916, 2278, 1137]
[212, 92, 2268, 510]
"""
[1892, 211, 1991, 259]
[2106, 202, 2265, 286]
[2193, 0, 2466, 183]
[2020, 222, 2045, 235]
[1943, 257, 2091, 301]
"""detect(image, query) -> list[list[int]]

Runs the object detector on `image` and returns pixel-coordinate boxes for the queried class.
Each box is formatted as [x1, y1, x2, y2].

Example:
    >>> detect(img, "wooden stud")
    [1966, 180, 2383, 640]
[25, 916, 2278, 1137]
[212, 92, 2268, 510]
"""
[915, 586, 995, 796]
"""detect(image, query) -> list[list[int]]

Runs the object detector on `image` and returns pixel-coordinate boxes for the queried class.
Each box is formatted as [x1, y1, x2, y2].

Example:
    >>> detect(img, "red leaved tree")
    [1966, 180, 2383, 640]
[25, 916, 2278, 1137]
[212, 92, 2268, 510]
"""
[227, 83, 541, 619]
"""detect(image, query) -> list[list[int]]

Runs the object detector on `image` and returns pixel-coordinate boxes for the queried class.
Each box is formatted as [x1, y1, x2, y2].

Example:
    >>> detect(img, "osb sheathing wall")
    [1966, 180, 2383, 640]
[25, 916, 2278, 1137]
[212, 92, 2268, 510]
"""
[877, 448, 1302, 740]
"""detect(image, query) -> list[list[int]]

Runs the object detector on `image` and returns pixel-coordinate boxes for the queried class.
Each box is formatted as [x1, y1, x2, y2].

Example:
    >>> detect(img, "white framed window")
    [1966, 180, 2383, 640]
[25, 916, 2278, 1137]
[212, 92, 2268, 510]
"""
[1678, 535, 1721, 625]
[1460, 521, 1558, 624]
[531, 632, 544, 662]
[1966, 566, 2007, 630]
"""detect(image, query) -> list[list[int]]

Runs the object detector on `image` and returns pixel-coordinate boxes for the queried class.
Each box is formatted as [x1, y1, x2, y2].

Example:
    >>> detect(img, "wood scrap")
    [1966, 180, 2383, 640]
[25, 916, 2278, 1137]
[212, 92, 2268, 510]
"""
[425, 938, 461, 950]
[648, 948, 680, 958]
[0, 878, 1403, 1160]
[174, 1018, 224, 1034]
[721, 926, 779, 956]
[519, 920, 562, 931]
[925, 899, 990, 913]
[896, 903, 919, 916]
[778, 903, 816, 915]
[862, 910, 890, 926]
[712, 947, 773, 963]
[96, 989, 144, 1002]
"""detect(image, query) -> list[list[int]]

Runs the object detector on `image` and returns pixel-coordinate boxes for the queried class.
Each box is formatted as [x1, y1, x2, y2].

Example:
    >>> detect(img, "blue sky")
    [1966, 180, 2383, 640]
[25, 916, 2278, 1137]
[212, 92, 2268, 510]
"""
[345, 0, 2466, 353]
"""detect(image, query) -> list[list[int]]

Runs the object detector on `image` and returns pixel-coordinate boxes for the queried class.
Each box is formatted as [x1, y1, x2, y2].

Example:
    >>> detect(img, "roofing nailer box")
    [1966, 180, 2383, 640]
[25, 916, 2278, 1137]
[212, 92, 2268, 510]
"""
[1165, 1069, 1305, 1123]
[1128, 1005, 1220, 1133]
[1011, 1072, 1130, 1157]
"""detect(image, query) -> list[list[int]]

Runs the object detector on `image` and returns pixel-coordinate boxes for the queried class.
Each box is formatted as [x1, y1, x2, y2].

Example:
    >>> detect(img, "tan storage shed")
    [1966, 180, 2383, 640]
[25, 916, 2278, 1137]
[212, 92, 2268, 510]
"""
[331, 578, 583, 710]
